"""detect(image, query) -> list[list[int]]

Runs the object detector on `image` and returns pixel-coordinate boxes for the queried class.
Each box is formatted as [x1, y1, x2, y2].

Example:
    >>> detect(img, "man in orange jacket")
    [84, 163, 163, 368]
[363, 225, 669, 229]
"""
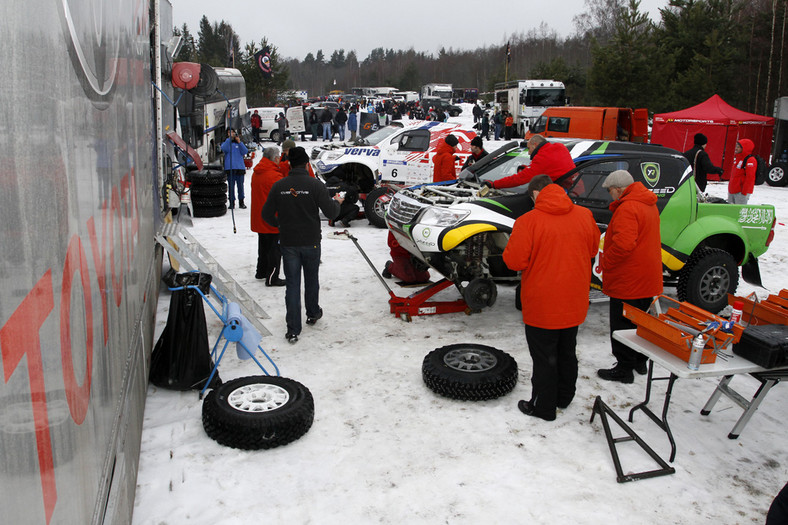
[433, 134, 459, 182]
[597, 170, 663, 383]
[503, 175, 600, 421]
[251, 146, 286, 286]
[482, 134, 575, 190]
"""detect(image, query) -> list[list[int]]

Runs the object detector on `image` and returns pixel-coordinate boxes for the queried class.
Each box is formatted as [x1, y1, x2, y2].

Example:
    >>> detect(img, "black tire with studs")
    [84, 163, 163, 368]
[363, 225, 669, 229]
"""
[186, 169, 226, 185]
[190, 182, 227, 197]
[192, 195, 228, 208]
[202, 376, 314, 450]
[422, 344, 518, 401]
[677, 247, 739, 314]
[193, 204, 227, 218]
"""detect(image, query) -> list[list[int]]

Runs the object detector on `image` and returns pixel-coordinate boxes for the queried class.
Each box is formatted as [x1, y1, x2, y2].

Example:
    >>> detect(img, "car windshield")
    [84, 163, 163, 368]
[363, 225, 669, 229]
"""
[531, 116, 547, 134]
[475, 149, 532, 193]
[357, 125, 404, 146]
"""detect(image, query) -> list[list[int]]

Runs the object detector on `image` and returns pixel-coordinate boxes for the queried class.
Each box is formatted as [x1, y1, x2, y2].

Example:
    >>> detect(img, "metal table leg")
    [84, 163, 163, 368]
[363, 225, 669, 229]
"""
[628, 360, 679, 462]
[700, 373, 781, 439]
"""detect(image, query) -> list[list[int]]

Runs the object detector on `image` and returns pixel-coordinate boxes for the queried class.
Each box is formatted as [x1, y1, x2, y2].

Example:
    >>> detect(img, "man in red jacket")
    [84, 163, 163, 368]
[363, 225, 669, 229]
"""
[433, 134, 459, 182]
[483, 134, 575, 190]
[503, 175, 600, 421]
[597, 170, 663, 383]
[728, 138, 757, 204]
[251, 146, 286, 286]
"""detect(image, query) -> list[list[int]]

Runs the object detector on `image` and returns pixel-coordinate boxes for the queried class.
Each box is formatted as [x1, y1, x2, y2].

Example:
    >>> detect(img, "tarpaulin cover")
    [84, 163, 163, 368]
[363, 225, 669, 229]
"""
[150, 287, 220, 390]
[651, 95, 774, 180]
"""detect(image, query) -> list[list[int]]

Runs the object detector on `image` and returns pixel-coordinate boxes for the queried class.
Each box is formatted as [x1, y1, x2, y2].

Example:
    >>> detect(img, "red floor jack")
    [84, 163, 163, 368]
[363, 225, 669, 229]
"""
[339, 230, 470, 321]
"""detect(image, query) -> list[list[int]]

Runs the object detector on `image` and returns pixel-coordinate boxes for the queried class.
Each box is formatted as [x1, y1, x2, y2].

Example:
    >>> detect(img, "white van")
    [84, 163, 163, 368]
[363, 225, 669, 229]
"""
[249, 107, 287, 142]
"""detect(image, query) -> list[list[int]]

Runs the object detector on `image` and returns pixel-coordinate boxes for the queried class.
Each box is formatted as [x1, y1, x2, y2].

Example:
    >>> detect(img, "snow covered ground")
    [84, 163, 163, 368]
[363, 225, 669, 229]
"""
[133, 108, 788, 524]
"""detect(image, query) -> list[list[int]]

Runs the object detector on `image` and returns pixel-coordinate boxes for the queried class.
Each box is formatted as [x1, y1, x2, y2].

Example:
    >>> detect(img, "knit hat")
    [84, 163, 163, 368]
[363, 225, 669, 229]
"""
[288, 146, 309, 167]
[694, 133, 708, 146]
[602, 169, 634, 189]
[470, 136, 483, 148]
[445, 134, 459, 147]
[282, 139, 296, 152]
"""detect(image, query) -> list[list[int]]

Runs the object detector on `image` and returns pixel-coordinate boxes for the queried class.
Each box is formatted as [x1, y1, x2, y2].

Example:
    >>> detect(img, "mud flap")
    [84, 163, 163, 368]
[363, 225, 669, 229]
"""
[741, 256, 763, 288]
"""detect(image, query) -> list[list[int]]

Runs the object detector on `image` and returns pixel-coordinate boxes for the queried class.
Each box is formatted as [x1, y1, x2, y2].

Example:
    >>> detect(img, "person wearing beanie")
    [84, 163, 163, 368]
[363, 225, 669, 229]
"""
[597, 170, 663, 384]
[220, 129, 249, 209]
[433, 134, 459, 182]
[261, 146, 343, 344]
[682, 132, 723, 192]
[462, 135, 488, 170]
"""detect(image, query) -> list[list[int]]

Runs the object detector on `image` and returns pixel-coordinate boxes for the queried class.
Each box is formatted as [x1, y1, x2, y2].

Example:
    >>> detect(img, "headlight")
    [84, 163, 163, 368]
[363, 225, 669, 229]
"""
[419, 207, 470, 227]
[324, 151, 344, 161]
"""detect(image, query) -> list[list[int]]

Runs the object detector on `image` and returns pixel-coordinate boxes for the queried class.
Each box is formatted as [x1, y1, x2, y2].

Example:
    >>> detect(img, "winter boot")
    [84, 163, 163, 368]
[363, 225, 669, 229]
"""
[239, 199, 247, 209]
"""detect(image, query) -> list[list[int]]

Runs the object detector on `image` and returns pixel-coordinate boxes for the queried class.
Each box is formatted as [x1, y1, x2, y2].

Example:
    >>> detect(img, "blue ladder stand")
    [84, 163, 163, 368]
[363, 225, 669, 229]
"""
[168, 280, 280, 399]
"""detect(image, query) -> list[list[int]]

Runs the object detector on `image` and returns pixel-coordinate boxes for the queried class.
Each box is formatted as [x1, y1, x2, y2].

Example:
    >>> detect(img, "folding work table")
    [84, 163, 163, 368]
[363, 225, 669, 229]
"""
[592, 329, 786, 482]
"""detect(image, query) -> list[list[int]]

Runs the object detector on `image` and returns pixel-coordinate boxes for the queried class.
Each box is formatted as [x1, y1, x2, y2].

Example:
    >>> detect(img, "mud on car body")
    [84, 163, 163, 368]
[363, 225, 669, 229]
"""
[310, 120, 476, 227]
[385, 140, 777, 313]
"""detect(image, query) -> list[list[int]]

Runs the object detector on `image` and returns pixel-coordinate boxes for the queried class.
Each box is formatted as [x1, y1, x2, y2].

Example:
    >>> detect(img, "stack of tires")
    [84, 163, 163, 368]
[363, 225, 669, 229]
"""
[187, 167, 228, 218]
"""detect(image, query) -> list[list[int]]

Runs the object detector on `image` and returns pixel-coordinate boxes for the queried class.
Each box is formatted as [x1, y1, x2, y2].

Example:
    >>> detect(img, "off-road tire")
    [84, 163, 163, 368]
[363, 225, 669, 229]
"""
[767, 162, 788, 187]
[364, 186, 396, 228]
[186, 169, 226, 185]
[422, 344, 518, 401]
[190, 182, 227, 197]
[677, 247, 739, 313]
[193, 204, 227, 218]
[192, 195, 227, 208]
[202, 376, 314, 450]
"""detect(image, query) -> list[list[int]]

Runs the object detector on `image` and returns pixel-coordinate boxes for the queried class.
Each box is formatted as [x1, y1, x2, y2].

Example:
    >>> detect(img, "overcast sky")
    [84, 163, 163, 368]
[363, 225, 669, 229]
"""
[171, 0, 671, 62]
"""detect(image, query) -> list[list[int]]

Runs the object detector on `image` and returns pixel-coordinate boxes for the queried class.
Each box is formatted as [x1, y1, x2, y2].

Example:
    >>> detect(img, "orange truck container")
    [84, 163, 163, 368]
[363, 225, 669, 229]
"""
[526, 106, 649, 143]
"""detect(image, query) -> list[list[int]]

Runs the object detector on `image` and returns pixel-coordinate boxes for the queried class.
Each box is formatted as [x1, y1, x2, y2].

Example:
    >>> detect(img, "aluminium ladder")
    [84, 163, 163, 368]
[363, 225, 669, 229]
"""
[155, 222, 272, 337]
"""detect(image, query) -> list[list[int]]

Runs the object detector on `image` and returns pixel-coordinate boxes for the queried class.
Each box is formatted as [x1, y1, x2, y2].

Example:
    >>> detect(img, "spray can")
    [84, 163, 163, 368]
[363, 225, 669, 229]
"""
[730, 300, 744, 324]
[688, 334, 705, 371]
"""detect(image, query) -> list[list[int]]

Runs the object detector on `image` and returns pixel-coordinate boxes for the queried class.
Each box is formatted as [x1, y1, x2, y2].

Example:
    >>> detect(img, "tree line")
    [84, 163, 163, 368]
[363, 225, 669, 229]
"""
[174, 0, 786, 115]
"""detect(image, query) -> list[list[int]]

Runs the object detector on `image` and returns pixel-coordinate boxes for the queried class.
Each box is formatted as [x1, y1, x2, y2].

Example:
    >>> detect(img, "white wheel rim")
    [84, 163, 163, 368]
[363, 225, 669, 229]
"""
[227, 383, 290, 413]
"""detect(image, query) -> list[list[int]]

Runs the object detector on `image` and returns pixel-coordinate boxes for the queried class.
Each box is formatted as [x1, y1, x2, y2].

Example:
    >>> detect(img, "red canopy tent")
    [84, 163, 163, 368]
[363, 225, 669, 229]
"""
[651, 95, 774, 180]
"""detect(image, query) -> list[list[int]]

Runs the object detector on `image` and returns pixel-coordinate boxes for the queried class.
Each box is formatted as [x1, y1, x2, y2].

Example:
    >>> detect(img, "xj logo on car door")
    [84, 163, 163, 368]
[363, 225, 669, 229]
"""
[641, 162, 660, 187]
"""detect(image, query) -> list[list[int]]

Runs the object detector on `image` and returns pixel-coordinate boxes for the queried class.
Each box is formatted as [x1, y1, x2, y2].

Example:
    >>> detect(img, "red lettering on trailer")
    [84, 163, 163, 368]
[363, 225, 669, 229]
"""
[87, 211, 110, 346]
[60, 235, 93, 424]
[0, 168, 139, 522]
[110, 187, 125, 307]
[0, 271, 57, 524]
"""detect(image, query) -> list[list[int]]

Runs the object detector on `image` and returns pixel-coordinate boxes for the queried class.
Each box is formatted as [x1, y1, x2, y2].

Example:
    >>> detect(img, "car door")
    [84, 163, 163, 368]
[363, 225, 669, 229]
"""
[565, 158, 633, 225]
[382, 128, 431, 185]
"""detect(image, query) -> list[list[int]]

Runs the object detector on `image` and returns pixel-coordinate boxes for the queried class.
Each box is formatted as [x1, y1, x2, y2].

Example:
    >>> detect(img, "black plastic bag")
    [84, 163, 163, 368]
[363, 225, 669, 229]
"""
[150, 284, 221, 390]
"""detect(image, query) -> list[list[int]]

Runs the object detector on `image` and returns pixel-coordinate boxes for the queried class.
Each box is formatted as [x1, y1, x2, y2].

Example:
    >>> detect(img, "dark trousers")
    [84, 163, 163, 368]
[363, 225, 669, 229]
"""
[610, 297, 652, 369]
[524, 324, 579, 418]
[256, 233, 281, 284]
[281, 244, 321, 335]
[226, 170, 245, 203]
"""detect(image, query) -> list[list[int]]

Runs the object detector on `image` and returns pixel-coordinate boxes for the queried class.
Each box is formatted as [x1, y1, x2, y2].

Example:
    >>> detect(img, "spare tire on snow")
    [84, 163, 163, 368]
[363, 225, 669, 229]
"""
[422, 344, 518, 401]
[202, 375, 314, 450]
[186, 169, 226, 185]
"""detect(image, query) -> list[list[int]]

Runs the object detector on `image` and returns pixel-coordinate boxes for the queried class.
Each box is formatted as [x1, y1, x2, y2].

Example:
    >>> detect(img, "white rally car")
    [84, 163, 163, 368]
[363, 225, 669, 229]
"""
[310, 120, 476, 227]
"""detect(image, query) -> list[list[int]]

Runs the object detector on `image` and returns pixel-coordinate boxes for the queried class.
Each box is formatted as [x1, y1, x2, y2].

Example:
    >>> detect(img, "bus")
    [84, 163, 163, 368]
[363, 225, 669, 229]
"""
[494, 79, 566, 137]
[177, 67, 249, 163]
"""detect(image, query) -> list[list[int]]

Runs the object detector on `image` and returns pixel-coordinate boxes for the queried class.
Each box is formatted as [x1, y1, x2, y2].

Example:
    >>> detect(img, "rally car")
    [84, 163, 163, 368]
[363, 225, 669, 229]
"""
[385, 140, 777, 313]
[311, 120, 476, 227]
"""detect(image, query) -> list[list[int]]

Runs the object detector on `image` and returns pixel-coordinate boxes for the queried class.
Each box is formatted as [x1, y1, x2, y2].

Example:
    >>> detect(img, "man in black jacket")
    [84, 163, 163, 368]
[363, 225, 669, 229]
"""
[261, 147, 343, 344]
[682, 133, 724, 192]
